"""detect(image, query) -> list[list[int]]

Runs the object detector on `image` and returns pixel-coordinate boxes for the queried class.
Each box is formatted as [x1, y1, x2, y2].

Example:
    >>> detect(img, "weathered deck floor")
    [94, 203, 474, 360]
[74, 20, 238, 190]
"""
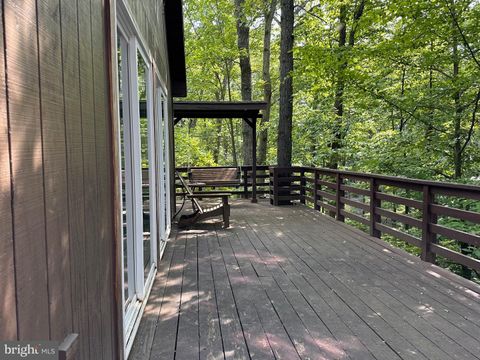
[130, 200, 480, 360]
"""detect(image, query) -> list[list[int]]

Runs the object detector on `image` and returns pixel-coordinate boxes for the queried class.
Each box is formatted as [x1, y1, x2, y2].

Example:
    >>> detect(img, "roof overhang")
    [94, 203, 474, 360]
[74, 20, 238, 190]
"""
[165, 0, 187, 97]
[173, 101, 267, 120]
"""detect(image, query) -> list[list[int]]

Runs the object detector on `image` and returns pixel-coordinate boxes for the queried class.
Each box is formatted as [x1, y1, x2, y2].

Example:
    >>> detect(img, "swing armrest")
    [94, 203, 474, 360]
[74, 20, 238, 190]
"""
[186, 193, 230, 199]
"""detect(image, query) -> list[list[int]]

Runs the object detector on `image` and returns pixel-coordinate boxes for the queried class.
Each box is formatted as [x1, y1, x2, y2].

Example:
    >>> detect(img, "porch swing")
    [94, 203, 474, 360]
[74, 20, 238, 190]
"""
[183, 118, 242, 189]
[172, 100, 267, 227]
[174, 119, 237, 228]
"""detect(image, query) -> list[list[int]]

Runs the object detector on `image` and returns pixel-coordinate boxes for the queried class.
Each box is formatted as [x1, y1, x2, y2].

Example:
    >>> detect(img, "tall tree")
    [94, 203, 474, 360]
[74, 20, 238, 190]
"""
[234, 0, 254, 165]
[259, 0, 278, 165]
[277, 0, 294, 166]
[329, 0, 365, 169]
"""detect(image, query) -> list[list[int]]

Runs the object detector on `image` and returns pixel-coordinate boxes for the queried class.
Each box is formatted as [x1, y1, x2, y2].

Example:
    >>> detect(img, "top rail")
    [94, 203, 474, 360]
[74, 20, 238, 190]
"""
[300, 166, 480, 194]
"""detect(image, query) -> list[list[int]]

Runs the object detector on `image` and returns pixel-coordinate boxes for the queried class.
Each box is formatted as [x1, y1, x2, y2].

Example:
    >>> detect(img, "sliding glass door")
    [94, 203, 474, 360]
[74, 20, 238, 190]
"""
[116, 25, 157, 349]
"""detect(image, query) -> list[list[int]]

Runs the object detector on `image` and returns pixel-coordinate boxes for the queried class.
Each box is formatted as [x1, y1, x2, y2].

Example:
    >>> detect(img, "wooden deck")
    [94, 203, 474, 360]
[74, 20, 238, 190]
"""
[130, 200, 480, 360]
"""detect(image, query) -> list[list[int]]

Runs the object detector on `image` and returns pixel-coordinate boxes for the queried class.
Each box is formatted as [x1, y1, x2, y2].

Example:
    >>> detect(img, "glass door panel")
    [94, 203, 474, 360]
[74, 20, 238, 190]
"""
[156, 88, 171, 255]
[117, 31, 136, 312]
[136, 49, 156, 282]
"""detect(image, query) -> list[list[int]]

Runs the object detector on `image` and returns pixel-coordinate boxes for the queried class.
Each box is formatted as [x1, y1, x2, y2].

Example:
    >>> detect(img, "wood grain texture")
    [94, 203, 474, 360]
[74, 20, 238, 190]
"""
[91, 0, 115, 357]
[104, 0, 125, 356]
[60, 0, 90, 357]
[0, 2, 17, 341]
[2, 0, 119, 354]
[131, 200, 480, 360]
[4, 0, 50, 339]
[37, 0, 73, 341]
[77, 0, 102, 355]
[125, 0, 169, 87]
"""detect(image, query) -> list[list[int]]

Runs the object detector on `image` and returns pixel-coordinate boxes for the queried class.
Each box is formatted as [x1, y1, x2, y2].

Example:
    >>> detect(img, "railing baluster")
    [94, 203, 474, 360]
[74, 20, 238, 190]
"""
[421, 185, 436, 263]
[370, 178, 381, 238]
[300, 169, 306, 204]
[243, 167, 248, 199]
[270, 167, 279, 206]
[336, 173, 345, 222]
[314, 170, 320, 211]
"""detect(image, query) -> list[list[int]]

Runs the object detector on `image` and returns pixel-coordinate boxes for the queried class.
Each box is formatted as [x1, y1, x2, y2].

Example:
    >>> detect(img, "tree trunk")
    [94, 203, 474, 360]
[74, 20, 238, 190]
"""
[213, 86, 225, 165]
[453, 44, 462, 179]
[277, 0, 294, 166]
[451, 6, 463, 180]
[399, 66, 406, 131]
[213, 121, 222, 164]
[229, 120, 238, 166]
[225, 60, 238, 166]
[329, 1, 365, 169]
[425, 42, 434, 151]
[329, 4, 347, 169]
[258, 0, 277, 165]
[450, 3, 471, 280]
[234, 0, 253, 165]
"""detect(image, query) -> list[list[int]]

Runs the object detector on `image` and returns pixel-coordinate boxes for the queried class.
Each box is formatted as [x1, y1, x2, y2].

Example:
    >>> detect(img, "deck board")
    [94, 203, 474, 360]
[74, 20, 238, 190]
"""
[131, 200, 480, 360]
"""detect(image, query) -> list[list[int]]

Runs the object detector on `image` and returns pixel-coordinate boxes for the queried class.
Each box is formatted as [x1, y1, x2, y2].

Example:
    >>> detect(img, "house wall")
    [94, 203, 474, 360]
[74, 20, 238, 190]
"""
[0, 0, 117, 358]
[1, 0, 176, 358]
[125, 0, 170, 84]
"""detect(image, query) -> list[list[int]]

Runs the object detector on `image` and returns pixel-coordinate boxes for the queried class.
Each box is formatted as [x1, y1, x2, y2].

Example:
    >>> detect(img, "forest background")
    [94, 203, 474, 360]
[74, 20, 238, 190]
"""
[176, 0, 480, 184]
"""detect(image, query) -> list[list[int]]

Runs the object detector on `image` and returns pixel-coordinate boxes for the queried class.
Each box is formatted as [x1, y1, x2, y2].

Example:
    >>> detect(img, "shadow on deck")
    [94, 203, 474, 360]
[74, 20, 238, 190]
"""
[130, 200, 480, 360]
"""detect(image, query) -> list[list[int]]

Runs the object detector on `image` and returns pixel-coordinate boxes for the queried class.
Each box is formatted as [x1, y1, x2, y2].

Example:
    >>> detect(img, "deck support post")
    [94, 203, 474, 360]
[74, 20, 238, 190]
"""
[421, 185, 436, 263]
[369, 178, 381, 238]
[336, 173, 345, 222]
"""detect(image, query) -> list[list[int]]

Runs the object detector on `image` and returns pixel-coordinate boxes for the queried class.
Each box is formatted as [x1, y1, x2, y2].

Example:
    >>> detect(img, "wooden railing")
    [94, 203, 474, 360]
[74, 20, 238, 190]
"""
[175, 165, 270, 198]
[270, 166, 480, 273]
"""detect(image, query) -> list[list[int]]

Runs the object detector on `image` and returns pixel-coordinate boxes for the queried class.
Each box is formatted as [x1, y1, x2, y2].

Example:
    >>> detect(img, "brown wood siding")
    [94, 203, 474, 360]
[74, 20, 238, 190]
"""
[0, 2, 17, 341]
[91, 0, 115, 358]
[1, 0, 175, 356]
[37, 0, 73, 340]
[1, 0, 118, 357]
[60, 0, 90, 357]
[126, 0, 169, 83]
[4, 0, 51, 339]
[78, 0, 104, 356]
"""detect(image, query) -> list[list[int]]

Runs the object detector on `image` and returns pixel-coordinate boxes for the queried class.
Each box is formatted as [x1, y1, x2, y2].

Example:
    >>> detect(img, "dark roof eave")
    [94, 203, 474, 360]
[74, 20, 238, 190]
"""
[165, 0, 187, 97]
[173, 101, 268, 119]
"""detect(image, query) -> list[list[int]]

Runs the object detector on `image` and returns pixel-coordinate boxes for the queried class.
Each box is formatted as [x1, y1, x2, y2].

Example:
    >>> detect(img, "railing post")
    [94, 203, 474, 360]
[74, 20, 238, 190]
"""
[336, 173, 345, 222]
[370, 178, 381, 238]
[251, 118, 257, 203]
[313, 170, 320, 211]
[271, 167, 279, 206]
[243, 167, 248, 199]
[421, 185, 436, 263]
[300, 168, 306, 204]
